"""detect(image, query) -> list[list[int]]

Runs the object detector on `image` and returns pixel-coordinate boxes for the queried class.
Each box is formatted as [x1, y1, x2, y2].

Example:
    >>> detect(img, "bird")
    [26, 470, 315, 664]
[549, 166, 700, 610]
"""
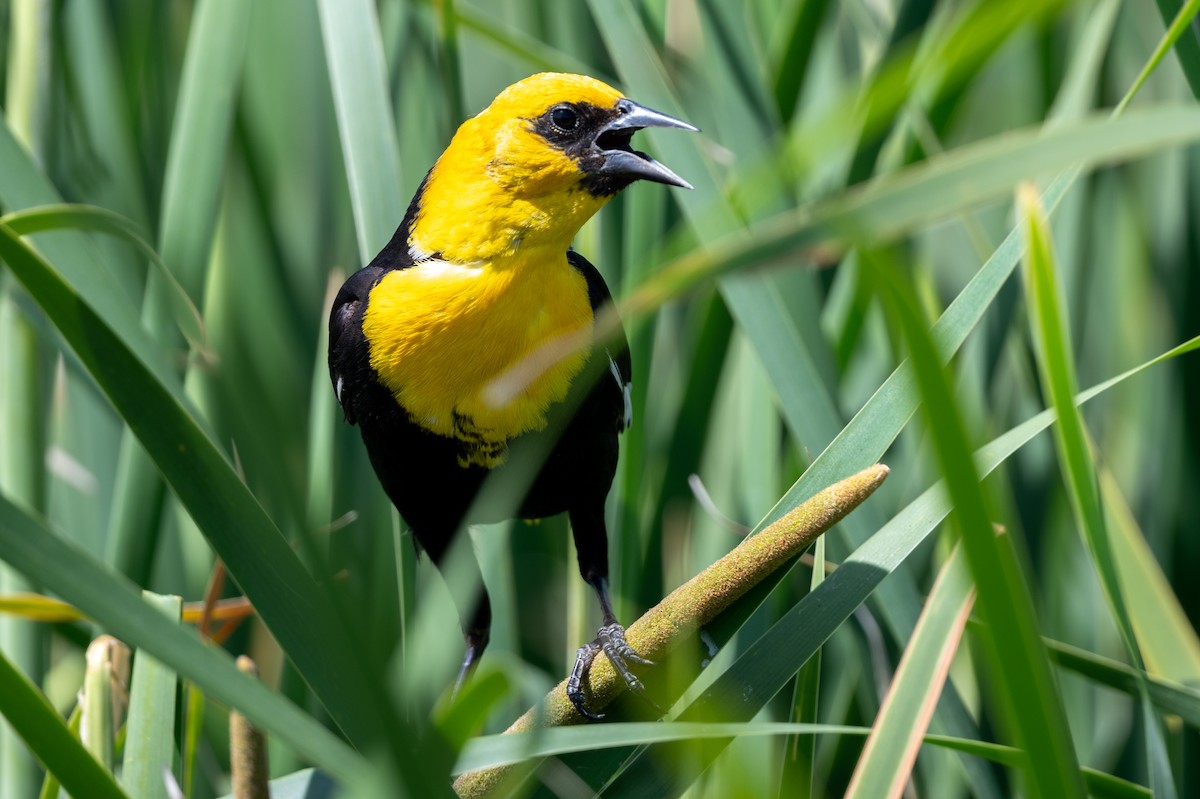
[327, 72, 696, 718]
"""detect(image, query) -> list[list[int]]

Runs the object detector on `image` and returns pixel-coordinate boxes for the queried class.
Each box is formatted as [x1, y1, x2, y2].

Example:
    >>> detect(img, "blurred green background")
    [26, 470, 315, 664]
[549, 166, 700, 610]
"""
[2, 0, 1200, 797]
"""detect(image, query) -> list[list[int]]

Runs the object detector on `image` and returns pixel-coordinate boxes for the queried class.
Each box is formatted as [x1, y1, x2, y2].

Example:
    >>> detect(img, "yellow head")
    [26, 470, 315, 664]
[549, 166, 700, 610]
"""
[408, 73, 696, 264]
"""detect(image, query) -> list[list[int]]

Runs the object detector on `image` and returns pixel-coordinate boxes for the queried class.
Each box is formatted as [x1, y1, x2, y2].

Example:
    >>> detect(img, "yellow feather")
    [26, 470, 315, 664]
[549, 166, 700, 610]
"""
[363, 248, 593, 467]
[363, 73, 626, 467]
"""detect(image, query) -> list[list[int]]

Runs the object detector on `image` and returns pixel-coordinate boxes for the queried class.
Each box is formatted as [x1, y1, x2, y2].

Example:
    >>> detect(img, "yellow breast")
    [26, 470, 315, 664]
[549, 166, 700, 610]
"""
[362, 255, 593, 467]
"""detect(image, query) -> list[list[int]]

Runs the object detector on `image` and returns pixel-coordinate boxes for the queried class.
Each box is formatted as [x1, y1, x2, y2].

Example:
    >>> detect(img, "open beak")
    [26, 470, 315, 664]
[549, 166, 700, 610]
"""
[592, 98, 699, 189]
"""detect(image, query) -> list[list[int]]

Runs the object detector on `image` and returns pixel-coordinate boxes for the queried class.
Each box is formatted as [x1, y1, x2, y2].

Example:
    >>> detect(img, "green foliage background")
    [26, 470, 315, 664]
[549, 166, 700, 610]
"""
[1, 0, 1200, 797]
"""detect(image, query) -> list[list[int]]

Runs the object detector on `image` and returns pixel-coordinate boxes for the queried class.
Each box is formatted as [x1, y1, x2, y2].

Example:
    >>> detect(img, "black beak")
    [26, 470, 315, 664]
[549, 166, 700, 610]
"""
[591, 98, 698, 189]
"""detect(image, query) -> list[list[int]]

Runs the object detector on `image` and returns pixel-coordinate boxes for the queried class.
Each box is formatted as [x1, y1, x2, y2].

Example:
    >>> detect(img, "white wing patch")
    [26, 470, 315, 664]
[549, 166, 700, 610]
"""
[408, 258, 485, 279]
[408, 242, 431, 262]
[336, 376, 345, 404]
[607, 350, 633, 429]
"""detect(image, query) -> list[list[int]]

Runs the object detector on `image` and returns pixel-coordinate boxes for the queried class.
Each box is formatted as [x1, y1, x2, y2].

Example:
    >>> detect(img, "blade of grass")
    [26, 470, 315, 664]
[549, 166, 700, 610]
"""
[0, 592, 86, 622]
[0, 121, 178, 387]
[304, 274, 341, 555]
[871, 252, 1083, 798]
[181, 682, 204, 799]
[654, 27, 1170, 737]
[1155, 0, 1200, 99]
[121, 592, 182, 799]
[584, 23, 999, 798]
[0, 294, 45, 799]
[1084, 771, 1157, 799]
[769, 0, 832, 122]
[2, 4, 53, 795]
[156, 0, 248, 300]
[778, 534, 826, 798]
[435, 0, 464, 126]
[102, 0, 249, 595]
[845, 545, 974, 799]
[1045, 639, 1200, 726]
[104, 0, 251, 591]
[693, 0, 778, 130]
[0, 220, 397, 755]
[723, 0, 1068, 217]
[693, 17, 1186, 743]
[840, 0, 938, 184]
[640, 292, 733, 610]
[614, 186, 669, 615]
[720, 277, 842, 455]
[1, 204, 205, 346]
[0, 646, 128, 799]
[588, 333, 1200, 796]
[60, 0, 150, 226]
[1122, 1, 1200, 114]
[588, 15, 1113, 796]
[316, 0, 405, 259]
[736, 0, 1155, 545]
[566, 28, 1137, 796]
[460, 722, 989, 773]
[35, 704, 81, 799]
[622, 106, 1200, 318]
[1100, 466, 1200, 685]
[1019, 184, 1178, 797]
[0, 492, 366, 783]
[456, 721, 1149, 799]
[447, 2, 609, 80]
[4, 0, 50, 158]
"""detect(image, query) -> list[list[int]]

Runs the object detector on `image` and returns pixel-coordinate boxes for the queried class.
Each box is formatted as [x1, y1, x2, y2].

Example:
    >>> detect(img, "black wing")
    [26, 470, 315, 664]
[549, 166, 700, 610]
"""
[567, 250, 632, 431]
[328, 265, 387, 425]
[327, 172, 435, 425]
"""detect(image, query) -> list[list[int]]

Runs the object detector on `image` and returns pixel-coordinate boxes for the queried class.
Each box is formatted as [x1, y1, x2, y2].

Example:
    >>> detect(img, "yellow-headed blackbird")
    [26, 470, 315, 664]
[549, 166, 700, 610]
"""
[328, 73, 696, 718]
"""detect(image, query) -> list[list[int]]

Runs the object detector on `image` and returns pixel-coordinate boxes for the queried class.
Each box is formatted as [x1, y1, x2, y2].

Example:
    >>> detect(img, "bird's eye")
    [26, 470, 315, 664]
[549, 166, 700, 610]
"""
[550, 105, 579, 132]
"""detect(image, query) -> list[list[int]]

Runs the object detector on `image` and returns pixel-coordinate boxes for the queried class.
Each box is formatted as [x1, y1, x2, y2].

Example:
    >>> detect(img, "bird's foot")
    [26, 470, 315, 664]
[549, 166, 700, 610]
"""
[566, 622, 660, 720]
[566, 641, 604, 719]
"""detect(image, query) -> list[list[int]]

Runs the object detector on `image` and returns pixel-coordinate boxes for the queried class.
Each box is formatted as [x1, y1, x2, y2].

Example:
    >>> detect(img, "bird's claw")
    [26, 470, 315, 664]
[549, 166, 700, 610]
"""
[565, 623, 661, 719]
[567, 641, 605, 719]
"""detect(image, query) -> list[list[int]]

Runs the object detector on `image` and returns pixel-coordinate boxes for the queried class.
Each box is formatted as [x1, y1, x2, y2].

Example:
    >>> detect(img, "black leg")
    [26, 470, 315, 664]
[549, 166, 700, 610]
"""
[565, 506, 658, 719]
[415, 527, 492, 698]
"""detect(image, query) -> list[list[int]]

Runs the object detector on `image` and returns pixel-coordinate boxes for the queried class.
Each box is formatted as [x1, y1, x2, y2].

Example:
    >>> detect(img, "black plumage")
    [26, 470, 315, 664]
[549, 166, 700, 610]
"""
[329, 208, 635, 715]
